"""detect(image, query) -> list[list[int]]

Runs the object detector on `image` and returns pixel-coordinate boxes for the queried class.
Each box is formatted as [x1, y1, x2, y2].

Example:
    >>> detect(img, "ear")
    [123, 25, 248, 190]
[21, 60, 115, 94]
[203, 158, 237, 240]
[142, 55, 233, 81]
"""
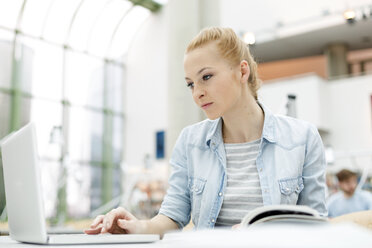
[240, 60, 250, 84]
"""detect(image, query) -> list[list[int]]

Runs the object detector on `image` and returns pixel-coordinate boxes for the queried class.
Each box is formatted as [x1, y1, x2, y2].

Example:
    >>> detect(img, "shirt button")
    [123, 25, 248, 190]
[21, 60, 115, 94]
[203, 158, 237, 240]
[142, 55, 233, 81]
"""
[218, 192, 223, 197]
[264, 189, 269, 193]
[211, 218, 215, 223]
[259, 168, 263, 172]
[211, 142, 215, 146]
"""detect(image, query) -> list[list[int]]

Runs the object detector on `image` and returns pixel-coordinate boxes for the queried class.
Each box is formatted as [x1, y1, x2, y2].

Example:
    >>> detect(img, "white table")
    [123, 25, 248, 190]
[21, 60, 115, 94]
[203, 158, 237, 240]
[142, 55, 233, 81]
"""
[1, 222, 372, 248]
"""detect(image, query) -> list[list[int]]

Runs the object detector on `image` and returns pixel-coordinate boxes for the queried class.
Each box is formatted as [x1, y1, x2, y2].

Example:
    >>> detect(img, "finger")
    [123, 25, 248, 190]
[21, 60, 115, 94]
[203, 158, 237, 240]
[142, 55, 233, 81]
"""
[232, 224, 241, 229]
[103, 208, 126, 231]
[102, 209, 119, 232]
[100, 227, 107, 234]
[84, 228, 101, 235]
[103, 207, 137, 232]
[84, 224, 103, 235]
[90, 215, 104, 228]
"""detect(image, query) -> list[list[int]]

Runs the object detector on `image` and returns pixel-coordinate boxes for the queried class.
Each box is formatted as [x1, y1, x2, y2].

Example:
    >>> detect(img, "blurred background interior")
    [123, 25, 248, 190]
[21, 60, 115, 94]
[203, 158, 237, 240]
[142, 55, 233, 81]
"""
[0, 0, 372, 232]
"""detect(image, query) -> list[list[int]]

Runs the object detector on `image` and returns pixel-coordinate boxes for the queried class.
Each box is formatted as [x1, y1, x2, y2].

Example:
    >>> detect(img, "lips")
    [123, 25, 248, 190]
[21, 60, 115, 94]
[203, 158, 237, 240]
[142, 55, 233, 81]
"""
[201, 102, 213, 109]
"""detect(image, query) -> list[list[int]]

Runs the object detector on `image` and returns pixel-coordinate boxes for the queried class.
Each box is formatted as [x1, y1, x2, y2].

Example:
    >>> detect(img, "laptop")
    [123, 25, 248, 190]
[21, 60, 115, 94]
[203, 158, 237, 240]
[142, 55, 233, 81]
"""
[0, 122, 160, 244]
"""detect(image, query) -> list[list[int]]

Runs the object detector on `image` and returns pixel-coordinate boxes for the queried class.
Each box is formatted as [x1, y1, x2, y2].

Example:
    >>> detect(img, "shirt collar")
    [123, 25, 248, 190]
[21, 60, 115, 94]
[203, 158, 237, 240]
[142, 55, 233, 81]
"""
[205, 101, 277, 148]
[205, 117, 223, 149]
[259, 102, 276, 143]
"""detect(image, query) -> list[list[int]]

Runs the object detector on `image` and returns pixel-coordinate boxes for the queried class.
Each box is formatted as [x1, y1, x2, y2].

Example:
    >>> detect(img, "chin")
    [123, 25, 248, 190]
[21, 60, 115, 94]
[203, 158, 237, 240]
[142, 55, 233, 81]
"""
[205, 112, 221, 120]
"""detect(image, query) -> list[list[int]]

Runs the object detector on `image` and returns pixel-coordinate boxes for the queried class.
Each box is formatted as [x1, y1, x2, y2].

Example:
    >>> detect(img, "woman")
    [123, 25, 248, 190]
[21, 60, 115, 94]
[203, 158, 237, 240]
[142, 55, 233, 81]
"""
[85, 27, 327, 236]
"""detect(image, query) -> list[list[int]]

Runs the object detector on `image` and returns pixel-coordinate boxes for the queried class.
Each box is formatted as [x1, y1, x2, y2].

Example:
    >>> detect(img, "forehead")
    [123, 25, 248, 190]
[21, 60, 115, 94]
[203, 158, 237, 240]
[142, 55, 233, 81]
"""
[184, 42, 224, 68]
[341, 176, 357, 183]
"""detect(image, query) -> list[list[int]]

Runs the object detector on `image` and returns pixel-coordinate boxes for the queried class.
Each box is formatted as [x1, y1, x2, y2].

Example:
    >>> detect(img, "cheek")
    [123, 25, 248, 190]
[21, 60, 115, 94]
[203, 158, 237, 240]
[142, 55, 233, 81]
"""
[220, 80, 241, 101]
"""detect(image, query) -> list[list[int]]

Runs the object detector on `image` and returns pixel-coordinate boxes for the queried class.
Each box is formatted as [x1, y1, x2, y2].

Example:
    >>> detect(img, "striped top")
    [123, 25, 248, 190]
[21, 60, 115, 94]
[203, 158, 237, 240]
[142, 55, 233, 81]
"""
[215, 139, 263, 227]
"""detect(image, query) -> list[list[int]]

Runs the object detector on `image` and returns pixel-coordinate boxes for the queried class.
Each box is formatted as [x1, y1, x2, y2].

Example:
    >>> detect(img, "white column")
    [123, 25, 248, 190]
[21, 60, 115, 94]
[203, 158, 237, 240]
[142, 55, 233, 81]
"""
[325, 43, 349, 78]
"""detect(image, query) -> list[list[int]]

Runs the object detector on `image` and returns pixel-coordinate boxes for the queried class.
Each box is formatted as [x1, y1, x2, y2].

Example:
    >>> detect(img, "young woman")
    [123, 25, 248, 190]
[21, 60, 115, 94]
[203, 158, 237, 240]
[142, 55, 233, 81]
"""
[85, 27, 327, 236]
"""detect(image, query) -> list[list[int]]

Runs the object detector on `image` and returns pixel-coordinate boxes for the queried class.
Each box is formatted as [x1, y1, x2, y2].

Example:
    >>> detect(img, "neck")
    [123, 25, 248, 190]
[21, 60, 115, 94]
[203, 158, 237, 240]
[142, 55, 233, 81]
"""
[343, 191, 354, 198]
[222, 96, 264, 143]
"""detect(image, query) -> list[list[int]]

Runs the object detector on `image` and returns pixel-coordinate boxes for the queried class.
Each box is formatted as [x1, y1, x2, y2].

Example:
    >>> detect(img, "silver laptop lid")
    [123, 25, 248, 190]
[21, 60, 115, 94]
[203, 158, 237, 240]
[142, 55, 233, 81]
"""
[1, 123, 48, 244]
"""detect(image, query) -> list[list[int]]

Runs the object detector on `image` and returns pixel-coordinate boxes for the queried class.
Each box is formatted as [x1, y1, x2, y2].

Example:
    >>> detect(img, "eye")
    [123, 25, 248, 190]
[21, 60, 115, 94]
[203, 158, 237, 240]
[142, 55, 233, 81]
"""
[186, 82, 194, 88]
[202, 74, 212, 81]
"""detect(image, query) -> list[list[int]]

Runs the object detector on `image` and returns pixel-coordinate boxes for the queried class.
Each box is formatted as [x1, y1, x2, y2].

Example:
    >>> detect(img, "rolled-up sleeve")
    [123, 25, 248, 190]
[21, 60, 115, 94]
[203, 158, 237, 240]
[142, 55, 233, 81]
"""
[297, 124, 328, 217]
[158, 129, 191, 228]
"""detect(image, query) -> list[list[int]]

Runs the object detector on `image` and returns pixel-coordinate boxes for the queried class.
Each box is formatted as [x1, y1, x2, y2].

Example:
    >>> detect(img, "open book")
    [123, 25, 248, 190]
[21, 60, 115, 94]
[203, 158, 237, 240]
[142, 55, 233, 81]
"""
[240, 205, 327, 227]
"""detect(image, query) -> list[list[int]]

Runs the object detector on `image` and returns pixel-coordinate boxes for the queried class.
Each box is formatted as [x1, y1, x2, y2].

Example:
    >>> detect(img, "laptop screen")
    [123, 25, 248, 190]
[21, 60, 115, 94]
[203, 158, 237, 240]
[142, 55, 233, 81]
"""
[1, 123, 48, 244]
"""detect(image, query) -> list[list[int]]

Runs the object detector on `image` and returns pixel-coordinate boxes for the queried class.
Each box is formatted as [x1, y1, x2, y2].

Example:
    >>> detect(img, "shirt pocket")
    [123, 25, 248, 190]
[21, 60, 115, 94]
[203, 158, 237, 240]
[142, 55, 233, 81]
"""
[278, 176, 304, 204]
[188, 177, 207, 225]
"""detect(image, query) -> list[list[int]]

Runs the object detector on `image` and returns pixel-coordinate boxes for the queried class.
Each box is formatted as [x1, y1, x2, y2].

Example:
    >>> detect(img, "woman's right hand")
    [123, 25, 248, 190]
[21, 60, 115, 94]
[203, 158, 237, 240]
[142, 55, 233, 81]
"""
[84, 207, 146, 235]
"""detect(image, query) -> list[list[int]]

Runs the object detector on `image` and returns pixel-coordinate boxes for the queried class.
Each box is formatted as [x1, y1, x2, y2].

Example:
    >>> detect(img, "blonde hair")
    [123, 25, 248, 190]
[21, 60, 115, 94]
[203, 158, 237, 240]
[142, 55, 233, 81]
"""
[186, 27, 261, 100]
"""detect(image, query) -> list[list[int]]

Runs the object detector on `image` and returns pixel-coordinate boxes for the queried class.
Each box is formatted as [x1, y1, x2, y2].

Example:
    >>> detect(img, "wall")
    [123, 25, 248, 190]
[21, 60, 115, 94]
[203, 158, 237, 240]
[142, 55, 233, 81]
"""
[326, 74, 372, 171]
[124, 7, 169, 168]
[258, 48, 372, 82]
[258, 74, 328, 130]
[258, 55, 327, 81]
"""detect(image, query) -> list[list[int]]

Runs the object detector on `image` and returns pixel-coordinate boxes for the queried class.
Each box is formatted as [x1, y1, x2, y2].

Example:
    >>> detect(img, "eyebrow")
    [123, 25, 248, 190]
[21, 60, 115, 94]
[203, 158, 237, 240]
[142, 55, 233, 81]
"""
[185, 67, 212, 80]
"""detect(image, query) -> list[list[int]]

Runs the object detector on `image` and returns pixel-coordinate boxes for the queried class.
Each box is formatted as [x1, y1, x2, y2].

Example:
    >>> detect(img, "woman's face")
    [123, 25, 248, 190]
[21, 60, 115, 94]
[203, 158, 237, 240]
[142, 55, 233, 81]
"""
[184, 42, 248, 120]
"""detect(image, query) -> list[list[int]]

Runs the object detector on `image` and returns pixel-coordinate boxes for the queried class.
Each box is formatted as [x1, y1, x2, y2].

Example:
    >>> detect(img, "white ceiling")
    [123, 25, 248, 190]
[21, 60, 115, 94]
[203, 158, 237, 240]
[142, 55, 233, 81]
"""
[220, 0, 372, 62]
[250, 18, 372, 62]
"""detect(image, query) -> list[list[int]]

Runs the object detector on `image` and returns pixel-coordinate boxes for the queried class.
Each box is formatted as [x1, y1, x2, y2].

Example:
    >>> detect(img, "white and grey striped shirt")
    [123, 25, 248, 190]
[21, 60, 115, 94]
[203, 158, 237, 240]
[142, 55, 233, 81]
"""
[215, 139, 263, 227]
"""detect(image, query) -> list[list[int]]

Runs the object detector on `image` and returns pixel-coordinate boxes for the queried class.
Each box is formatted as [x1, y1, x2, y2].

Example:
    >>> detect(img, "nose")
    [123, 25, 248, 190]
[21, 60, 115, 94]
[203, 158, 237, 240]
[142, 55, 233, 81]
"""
[193, 83, 205, 100]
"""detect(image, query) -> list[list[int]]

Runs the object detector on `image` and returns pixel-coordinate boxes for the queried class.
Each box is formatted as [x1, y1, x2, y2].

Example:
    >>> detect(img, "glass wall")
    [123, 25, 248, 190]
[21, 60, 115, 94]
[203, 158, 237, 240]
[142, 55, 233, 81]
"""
[0, 0, 150, 223]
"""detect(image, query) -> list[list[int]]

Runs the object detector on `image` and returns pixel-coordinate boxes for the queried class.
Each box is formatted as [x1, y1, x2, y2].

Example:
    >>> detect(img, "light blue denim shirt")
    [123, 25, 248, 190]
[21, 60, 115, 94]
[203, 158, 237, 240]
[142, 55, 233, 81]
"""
[159, 103, 327, 229]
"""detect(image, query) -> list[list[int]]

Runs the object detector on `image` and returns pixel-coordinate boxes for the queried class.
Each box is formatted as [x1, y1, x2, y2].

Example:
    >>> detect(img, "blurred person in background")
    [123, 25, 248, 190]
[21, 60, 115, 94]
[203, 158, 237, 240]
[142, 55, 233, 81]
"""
[327, 169, 372, 218]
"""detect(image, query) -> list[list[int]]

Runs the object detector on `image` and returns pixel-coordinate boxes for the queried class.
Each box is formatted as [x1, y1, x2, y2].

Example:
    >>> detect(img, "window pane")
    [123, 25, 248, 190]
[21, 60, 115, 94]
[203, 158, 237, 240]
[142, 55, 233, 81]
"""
[87, 166, 121, 213]
[21, 0, 53, 37]
[19, 96, 32, 128]
[0, 38, 13, 89]
[0, 0, 24, 30]
[30, 98, 63, 160]
[105, 63, 123, 113]
[108, 6, 150, 59]
[65, 51, 104, 108]
[42, 0, 81, 44]
[13, 39, 34, 94]
[67, 162, 91, 218]
[69, 106, 103, 162]
[90, 165, 102, 211]
[112, 166, 121, 199]
[87, 0, 132, 57]
[0, 28, 14, 40]
[0, 92, 10, 139]
[68, 0, 111, 52]
[113, 115, 123, 164]
[39, 159, 61, 218]
[2, 96, 57, 140]
[19, 36, 63, 100]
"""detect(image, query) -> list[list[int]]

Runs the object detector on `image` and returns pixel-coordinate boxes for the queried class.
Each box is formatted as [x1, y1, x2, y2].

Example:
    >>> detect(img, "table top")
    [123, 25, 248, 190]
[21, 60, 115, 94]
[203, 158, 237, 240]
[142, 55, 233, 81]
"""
[1, 222, 372, 248]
